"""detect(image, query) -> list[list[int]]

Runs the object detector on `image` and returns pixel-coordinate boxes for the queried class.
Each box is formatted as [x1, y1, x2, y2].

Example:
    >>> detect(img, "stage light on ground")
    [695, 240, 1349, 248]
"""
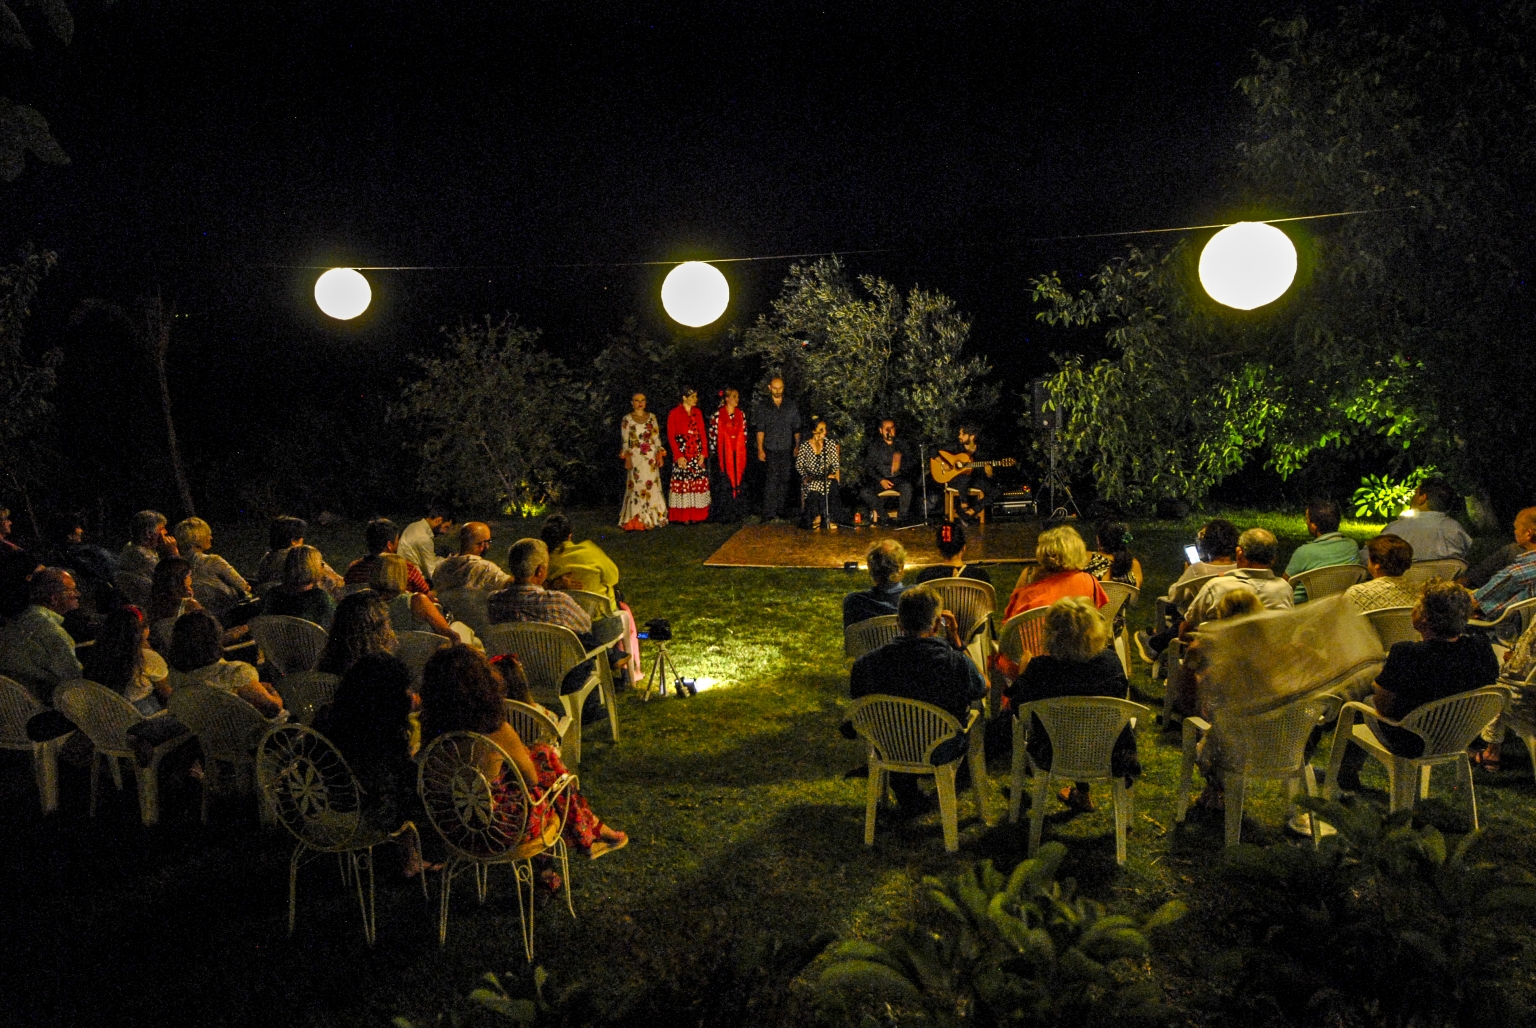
[661, 261, 729, 327]
[1199, 222, 1297, 310]
[314, 268, 372, 320]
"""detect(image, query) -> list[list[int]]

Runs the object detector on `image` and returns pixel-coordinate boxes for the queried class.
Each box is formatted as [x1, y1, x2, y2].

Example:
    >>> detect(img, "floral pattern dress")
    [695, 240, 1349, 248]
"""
[490, 742, 608, 853]
[619, 412, 668, 531]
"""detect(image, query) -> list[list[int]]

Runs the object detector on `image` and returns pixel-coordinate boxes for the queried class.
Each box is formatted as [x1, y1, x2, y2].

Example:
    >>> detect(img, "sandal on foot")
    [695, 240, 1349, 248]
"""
[589, 832, 629, 860]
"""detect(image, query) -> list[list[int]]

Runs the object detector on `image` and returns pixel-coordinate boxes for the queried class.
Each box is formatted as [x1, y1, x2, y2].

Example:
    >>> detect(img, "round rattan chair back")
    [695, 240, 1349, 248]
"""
[256, 723, 368, 851]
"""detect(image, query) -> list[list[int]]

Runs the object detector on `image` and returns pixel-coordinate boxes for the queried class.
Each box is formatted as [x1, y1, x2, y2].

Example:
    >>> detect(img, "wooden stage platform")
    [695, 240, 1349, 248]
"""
[702, 520, 1042, 570]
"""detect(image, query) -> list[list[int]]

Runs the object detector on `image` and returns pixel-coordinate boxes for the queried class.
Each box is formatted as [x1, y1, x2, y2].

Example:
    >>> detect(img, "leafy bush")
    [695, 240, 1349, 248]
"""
[816, 843, 1185, 1027]
[1352, 465, 1437, 519]
[1213, 796, 1536, 1028]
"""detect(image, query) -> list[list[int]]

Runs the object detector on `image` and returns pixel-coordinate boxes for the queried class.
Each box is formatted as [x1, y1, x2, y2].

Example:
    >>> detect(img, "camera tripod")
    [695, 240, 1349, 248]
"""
[640, 640, 682, 701]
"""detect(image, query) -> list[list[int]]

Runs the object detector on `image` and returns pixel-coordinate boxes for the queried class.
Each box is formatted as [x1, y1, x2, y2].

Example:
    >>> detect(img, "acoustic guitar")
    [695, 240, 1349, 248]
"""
[929, 451, 1016, 485]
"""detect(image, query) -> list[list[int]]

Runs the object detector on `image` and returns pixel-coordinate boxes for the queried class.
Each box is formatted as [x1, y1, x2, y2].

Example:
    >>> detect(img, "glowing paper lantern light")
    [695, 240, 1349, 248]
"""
[314, 268, 372, 320]
[1198, 222, 1298, 310]
[660, 261, 729, 327]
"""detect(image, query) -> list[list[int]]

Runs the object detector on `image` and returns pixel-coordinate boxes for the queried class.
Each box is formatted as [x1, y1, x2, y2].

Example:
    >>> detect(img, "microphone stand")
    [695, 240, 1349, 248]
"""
[896, 442, 932, 532]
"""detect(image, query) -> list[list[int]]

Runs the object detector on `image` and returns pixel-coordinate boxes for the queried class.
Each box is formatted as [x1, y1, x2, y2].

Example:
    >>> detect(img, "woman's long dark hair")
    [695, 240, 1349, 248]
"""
[317, 590, 397, 675]
[168, 609, 225, 673]
[83, 606, 147, 697]
[1095, 521, 1134, 580]
[149, 555, 195, 624]
[418, 644, 506, 743]
[318, 653, 414, 768]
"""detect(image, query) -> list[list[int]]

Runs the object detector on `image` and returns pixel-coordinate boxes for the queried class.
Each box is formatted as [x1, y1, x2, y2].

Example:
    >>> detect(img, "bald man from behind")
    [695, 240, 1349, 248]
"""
[431, 522, 512, 593]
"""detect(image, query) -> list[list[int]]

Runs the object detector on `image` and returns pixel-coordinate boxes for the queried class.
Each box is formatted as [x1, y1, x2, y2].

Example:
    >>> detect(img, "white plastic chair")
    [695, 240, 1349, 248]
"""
[249, 615, 328, 676]
[1401, 558, 1468, 589]
[53, 679, 189, 826]
[504, 698, 570, 755]
[844, 615, 900, 659]
[0, 674, 68, 813]
[1176, 694, 1332, 847]
[168, 683, 277, 823]
[1325, 686, 1509, 829]
[849, 695, 982, 853]
[1291, 562, 1368, 601]
[1470, 595, 1536, 651]
[482, 622, 610, 765]
[1366, 606, 1417, 650]
[925, 578, 997, 675]
[1099, 582, 1139, 679]
[997, 605, 1051, 678]
[417, 731, 577, 957]
[273, 670, 341, 726]
[1011, 697, 1149, 865]
[562, 589, 614, 620]
[397, 631, 451, 685]
[255, 723, 424, 946]
[438, 587, 493, 643]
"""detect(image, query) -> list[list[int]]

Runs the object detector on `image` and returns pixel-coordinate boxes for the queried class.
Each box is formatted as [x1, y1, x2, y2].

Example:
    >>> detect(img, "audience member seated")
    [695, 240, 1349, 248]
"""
[432, 522, 512, 593]
[1283, 498, 1360, 602]
[253, 516, 345, 597]
[843, 539, 907, 626]
[1003, 525, 1108, 621]
[1473, 534, 1536, 624]
[1362, 476, 1472, 566]
[1461, 507, 1536, 590]
[1332, 579, 1499, 791]
[314, 653, 434, 875]
[1172, 591, 1264, 722]
[399, 509, 455, 581]
[541, 513, 641, 681]
[344, 518, 432, 596]
[164, 610, 283, 717]
[148, 555, 201, 652]
[1181, 528, 1292, 630]
[1003, 597, 1136, 812]
[261, 545, 337, 629]
[1084, 520, 1142, 588]
[174, 517, 253, 622]
[1344, 534, 1418, 613]
[418, 644, 628, 880]
[0, 567, 82, 703]
[1137, 519, 1242, 663]
[370, 554, 460, 642]
[316, 590, 399, 676]
[41, 510, 118, 617]
[1479, 617, 1536, 768]
[913, 520, 992, 585]
[117, 510, 177, 604]
[82, 605, 168, 716]
[848, 586, 987, 815]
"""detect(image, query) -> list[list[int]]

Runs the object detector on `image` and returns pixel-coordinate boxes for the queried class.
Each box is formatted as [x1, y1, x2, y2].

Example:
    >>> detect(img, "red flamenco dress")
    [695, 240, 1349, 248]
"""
[666, 404, 711, 524]
[709, 402, 749, 522]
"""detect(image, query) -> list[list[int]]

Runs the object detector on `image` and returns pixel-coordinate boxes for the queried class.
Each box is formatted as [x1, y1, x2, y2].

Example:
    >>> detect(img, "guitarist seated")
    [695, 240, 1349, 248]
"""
[932, 425, 999, 520]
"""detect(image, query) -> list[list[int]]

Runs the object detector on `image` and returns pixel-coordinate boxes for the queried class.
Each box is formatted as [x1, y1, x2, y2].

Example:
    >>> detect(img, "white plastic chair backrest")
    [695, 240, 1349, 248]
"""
[1366, 606, 1417, 649]
[1099, 581, 1139, 621]
[503, 698, 564, 749]
[1291, 563, 1368, 600]
[1401, 558, 1468, 588]
[274, 670, 341, 726]
[482, 622, 586, 706]
[1225, 696, 1331, 778]
[438, 587, 492, 641]
[256, 723, 367, 850]
[417, 731, 535, 861]
[562, 589, 614, 620]
[1397, 687, 1510, 758]
[168, 683, 268, 760]
[923, 579, 996, 640]
[0, 675, 43, 749]
[53, 679, 142, 754]
[396, 631, 450, 683]
[249, 615, 328, 675]
[844, 615, 900, 659]
[1019, 696, 1148, 780]
[998, 606, 1051, 666]
[849, 695, 963, 768]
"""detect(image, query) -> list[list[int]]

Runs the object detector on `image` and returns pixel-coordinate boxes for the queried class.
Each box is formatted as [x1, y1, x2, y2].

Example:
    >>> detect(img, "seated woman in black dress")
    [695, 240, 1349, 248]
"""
[913, 520, 992, 585]
[1003, 596, 1135, 812]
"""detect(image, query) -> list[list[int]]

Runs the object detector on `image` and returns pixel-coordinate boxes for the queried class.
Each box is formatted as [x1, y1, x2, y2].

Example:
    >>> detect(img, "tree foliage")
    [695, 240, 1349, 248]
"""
[0, 244, 60, 511]
[736, 257, 994, 484]
[0, 0, 87, 181]
[393, 316, 597, 514]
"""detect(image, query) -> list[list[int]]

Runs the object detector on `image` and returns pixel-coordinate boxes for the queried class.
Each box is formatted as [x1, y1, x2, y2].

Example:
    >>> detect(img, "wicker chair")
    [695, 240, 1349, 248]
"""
[843, 614, 900, 660]
[1176, 694, 1333, 847]
[1290, 562, 1368, 602]
[504, 699, 569, 755]
[849, 695, 982, 853]
[249, 615, 328, 676]
[1099, 581, 1140, 679]
[53, 679, 189, 825]
[0, 674, 68, 813]
[1365, 606, 1418, 650]
[417, 731, 577, 957]
[1469, 595, 1536, 651]
[273, 670, 341, 726]
[482, 623, 610, 765]
[924, 578, 997, 676]
[438, 587, 493, 643]
[997, 605, 1051, 679]
[396, 631, 451, 685]
[1401, 558, 1468, 589]
[1325, 686, 1510, 829]
[168, 683, 277, 823]
[562, 589, 614, 620]
[1011, 697, 1149, 864]
[255, 723, 425, 946]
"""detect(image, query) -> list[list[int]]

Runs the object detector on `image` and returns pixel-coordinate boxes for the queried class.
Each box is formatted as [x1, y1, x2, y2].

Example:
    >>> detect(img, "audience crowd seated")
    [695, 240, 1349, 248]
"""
[1362, 476, 1472, 565]
[344, 518, 432, 596]
[1160, 518, 1239, 617]
[0, 567, 82, 702]
[398, 510, 455, 581]
[1084, 521, 1141, 589]
[165, 609, 283, 718]
[260, 545, 338, 629]
[431, 522, 512, 593]
[843, 539, 907, 626]
[1462, 506, 1536, 590]
[913, 521, 992, 585]
[252, 517, 344, 597]
[1344, 534, 1419, 613]
[149, 555, 201, 651]
[82, 605, 168, 716]
[174, 517, 254, 622]
[370, 554, 459, 641]
[1181, 528, 1292, 627]
[1283, 499, 1359, 602]
[541, 514, 642, 681]
[316, 590, 400, 676]
[41, 511, 118, 621]
[1003, 525, 1108, 622]
[117, 510, 178, 605]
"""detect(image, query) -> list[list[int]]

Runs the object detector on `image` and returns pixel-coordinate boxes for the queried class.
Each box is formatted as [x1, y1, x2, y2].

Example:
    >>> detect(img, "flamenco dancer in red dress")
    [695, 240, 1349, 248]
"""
[709, 387, 749, 523]
[666, 386, 711, 524]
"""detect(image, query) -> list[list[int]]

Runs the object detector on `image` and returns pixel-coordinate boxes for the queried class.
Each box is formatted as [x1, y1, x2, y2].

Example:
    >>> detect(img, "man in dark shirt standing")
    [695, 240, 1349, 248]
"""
[850, 586, 988, 812]
[752, 376, 802, 520]
[858, 418, 911, 524]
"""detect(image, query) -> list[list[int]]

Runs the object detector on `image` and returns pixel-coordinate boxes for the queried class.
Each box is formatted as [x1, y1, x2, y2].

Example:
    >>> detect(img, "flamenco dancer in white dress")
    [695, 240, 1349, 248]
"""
[619, 392, 669, 531]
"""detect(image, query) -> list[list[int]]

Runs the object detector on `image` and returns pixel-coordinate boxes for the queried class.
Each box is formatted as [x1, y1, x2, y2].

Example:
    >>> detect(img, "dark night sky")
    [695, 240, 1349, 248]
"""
[1, 0, 1300, 509]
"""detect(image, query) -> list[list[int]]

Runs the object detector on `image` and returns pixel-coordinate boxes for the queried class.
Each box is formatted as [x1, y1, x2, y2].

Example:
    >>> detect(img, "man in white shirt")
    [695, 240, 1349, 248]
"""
[0, 568, 83, 703]
[399, 510, 455, 581]
[1361, 477, 1472, 565]
[1183, 528, 1294, 628]
[432, 522, 511, 593]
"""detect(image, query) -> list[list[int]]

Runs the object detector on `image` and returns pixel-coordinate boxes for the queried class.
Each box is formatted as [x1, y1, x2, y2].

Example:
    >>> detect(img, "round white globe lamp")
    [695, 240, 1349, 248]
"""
[1198, 222, 1298, 310]
[314, 268, 372, 320]
[661, 261, 730, 327]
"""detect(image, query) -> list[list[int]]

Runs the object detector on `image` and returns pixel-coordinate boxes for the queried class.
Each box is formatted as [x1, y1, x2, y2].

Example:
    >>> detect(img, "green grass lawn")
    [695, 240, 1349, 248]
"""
[3, 509, 1533, 1026]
